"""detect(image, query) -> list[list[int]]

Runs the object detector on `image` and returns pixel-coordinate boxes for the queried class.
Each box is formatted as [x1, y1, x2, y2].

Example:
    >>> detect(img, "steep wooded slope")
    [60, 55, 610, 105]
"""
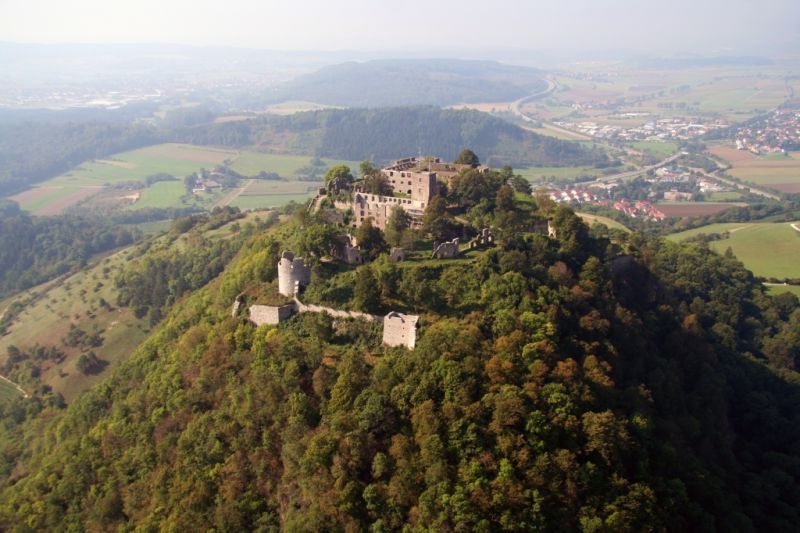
[0, 207, 798, 532]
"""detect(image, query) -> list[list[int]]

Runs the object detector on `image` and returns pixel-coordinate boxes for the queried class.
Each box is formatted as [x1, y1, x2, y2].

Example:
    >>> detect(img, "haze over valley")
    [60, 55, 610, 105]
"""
[0, 1, 799, 530]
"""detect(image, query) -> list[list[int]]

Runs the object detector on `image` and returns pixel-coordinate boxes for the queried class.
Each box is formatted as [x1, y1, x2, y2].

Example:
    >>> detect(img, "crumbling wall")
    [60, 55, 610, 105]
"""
[383, 311, 419, 349]
[432, 238, 460, 259]
[249, 304, 297, 326]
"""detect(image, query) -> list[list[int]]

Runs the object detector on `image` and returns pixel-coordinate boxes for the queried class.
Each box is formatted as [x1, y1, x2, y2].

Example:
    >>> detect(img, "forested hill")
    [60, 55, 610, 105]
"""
[0, 200, 139, 298]
[175, 106, 606, 167]
[1, 198, 798, 530]
[0, 116, 159, 196]
[266, 58, 548, 107]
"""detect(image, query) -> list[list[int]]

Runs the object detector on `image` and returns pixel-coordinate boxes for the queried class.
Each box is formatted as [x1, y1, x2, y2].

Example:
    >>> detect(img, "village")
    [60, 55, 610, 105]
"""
[542, 163, 737, 221]
[553, 115, 729, 142]
[733, 107, 800, 154]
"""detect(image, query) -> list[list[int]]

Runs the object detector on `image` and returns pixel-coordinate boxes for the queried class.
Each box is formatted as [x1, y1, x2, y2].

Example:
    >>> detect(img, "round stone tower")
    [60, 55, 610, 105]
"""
[278, 250, 311, 297]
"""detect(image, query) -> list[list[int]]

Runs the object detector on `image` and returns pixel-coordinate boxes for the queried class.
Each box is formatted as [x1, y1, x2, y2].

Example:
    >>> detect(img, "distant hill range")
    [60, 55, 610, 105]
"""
[265, 59, 548, 107]
[175, 106, 607, 168]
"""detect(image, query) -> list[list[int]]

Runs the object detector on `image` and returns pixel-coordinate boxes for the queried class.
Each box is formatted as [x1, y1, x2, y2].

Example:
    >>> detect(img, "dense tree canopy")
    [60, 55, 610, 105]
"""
[0, 197, 798, 532]
[0, 210, 139, 298]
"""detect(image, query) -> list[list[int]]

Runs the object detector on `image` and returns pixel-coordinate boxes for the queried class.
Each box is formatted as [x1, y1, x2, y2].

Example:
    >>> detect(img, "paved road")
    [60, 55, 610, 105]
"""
[586, 153, 684, 184]
[508, 79, 594, 141]
[509, 77, 557, 120]
[686, 168, 781, 201]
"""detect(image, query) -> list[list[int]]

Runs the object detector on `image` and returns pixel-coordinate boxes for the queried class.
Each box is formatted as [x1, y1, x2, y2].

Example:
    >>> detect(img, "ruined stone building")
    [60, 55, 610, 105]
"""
[249, 303, 296, 326]
[383, 311, 419, 349]
[333, 235, 363, 265]
[468, 228, 494, 249]
[277, 250, 312, 297]
[344, 192, 428, 230]
[389, 247, 406, 262]
[381, 158, 438, 202]
[432, 238, 460, 259]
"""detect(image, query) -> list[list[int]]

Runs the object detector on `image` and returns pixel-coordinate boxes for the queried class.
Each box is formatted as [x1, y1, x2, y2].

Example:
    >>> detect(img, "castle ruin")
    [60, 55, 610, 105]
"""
[383, 312, 419, 349]
[432, 238, 460, 259]
[277, 251, 312, 297]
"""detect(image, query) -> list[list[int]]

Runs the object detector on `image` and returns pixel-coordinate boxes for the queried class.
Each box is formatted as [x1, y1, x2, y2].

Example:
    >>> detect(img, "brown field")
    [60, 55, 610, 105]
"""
[10, 186, 61, 204]
[708, 146, 756, 164]
[657, 202, 738, 217]
[33, 187, 101, 215]
[214, 115, 253, 123]
[95, 159, 137, 169]
[769, 183, 800, 193]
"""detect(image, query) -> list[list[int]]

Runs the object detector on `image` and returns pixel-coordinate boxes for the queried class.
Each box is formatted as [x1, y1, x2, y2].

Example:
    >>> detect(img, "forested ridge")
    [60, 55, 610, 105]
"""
[0, 200, 139, 298]
[0, 192, 798, 531]
[264, 59, 548, 107]
[0, 120, 159, 196]
[173, 106, 607, 168]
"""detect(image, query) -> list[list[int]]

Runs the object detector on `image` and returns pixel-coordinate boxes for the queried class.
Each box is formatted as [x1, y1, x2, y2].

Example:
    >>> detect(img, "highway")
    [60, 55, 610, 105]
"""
[589, 152, 684, 184]
[686, 168, 781, 201]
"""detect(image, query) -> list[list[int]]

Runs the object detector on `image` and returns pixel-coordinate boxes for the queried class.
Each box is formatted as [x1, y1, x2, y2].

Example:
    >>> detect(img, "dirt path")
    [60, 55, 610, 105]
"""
[215, 180, 252, 208]
[0, 374, 29, 399]
[729, 224, 752, 233]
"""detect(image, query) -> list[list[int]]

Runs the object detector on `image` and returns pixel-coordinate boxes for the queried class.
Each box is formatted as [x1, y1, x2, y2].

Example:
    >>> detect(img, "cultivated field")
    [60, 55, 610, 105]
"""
[668, 222, 800, 279]
[710, 146, 800, 193]
[518, 165, 610, 182]
[656, 202, 741, 217]
[631, 141, 679, 158]
[522, 66, 797, 130]
[228, 153, 359, 178]
[7, 144, 360, 215]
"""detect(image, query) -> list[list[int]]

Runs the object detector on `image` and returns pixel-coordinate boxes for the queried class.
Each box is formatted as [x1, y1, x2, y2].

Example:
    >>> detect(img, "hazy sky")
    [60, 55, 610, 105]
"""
[1, 0, 798, 54]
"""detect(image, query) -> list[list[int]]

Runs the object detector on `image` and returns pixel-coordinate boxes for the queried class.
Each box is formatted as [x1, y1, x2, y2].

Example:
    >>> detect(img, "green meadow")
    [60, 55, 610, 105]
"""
[668, 222, 800, 279]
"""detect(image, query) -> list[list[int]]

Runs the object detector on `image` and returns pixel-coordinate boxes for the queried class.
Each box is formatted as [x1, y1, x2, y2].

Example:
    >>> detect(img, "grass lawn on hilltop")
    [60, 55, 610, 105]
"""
[766, 284, 800, 297]
[0, 378, 24, 403]
[668, 222, 800, 279]
[517, 165, 606, 182]
[577, 212, 631, 232]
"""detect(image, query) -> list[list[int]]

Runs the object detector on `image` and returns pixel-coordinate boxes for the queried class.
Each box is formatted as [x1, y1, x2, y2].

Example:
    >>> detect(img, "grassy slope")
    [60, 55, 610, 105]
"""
[766, 285, 800, 297]
[0, 379, 23, 402]
[0, 213, 265, 401]
[668, 222, 800, 279]
[576, 212, 631, 232]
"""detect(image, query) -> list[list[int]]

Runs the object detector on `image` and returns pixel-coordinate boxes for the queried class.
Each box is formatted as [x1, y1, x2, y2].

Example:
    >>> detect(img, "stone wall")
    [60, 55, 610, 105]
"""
[432, 238, 460, 259]
[249, 304, 297, 326]
[383, 311, 419, 349]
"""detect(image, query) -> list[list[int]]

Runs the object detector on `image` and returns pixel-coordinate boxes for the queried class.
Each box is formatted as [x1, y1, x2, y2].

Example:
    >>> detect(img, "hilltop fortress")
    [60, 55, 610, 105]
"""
[326, 156, 478, 230]
[246, 250, 419, 349]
